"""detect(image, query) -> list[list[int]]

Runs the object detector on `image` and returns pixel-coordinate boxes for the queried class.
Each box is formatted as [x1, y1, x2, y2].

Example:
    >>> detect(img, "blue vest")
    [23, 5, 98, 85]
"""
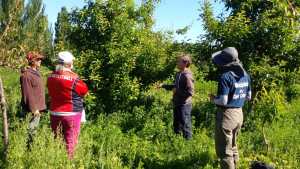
[217, 71, 251, 108]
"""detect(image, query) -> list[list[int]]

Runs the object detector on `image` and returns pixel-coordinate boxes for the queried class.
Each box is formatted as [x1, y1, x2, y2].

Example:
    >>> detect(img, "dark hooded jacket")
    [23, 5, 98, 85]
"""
[20, 68, 46, 112]
[162, 70, 194, 106]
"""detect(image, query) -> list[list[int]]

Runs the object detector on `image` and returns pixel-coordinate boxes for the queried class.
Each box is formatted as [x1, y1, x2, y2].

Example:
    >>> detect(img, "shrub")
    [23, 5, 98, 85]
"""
[286, 84, 300, 102]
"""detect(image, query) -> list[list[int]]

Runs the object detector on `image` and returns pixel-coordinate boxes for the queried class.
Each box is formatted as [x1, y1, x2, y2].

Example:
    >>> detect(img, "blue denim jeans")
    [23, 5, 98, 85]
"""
[173, 103, 192, 139]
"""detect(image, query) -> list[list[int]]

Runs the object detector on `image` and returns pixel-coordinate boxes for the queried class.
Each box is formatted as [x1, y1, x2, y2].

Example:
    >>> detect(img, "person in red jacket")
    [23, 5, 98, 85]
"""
[47, 51, 88, 158]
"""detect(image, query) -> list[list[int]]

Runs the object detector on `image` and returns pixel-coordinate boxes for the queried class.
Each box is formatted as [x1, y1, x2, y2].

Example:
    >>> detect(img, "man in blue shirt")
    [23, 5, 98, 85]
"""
[209, 47, 251, 169]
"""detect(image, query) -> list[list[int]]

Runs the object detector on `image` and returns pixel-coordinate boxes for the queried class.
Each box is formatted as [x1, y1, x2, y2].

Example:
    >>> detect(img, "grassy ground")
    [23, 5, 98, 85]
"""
[0, 67, 299, 169]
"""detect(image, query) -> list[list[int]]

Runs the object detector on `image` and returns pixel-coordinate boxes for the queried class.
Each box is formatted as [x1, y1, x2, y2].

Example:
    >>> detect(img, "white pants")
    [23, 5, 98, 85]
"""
[81, 109, 86, 123]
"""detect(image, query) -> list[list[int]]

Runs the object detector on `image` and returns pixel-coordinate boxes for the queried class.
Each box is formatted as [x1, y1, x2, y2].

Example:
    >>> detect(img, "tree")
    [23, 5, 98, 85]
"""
[0, 0, 52, 68]
[57, 0, 175, 115]
[198, 0, 300, 130]
[0, 0, 25, 67]
[22, 0, 53, 56]
[199, 0, 300, 82]
[54, 7, 71, 52]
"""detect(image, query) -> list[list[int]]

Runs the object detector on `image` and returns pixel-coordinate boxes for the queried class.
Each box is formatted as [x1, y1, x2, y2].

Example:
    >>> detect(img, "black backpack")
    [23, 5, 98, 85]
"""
[251, 161, 274, 169]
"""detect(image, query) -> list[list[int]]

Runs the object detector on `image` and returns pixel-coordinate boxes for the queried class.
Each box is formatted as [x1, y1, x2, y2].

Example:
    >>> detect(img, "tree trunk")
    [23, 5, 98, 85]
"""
[0, 78, 8, 158]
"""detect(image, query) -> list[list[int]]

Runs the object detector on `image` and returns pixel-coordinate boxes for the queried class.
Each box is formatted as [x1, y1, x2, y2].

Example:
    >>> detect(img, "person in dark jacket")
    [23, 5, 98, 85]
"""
[209, 47, 251, 169]
[160, 53, 194, 139]
[20, 51, 46, 148]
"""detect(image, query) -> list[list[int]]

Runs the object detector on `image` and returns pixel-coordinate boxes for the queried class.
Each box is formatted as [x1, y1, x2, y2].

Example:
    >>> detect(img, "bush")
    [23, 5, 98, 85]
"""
[286, 84, 300, 102]
[1, 66, 300, 168]
[55, 0, 177, 115]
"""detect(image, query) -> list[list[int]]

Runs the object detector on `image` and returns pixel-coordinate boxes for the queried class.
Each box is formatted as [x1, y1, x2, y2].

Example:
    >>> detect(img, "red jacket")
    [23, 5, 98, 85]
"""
[47, 70, 88, 112]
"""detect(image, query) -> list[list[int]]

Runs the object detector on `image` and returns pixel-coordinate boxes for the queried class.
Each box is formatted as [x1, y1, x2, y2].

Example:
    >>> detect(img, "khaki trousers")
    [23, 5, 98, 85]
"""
[215, 107, 243, 169]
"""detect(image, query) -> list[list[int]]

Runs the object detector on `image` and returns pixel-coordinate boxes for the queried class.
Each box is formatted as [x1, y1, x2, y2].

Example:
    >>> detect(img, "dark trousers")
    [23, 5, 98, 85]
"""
[173, 103, 192, 139]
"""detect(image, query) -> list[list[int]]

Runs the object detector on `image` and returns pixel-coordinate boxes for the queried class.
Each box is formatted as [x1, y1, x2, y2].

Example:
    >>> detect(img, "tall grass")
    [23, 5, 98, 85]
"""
[0, 67, 299, 168]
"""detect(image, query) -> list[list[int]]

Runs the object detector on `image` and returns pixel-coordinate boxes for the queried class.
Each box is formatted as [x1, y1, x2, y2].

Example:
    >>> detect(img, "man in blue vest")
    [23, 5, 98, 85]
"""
[209, 47, 251, 169]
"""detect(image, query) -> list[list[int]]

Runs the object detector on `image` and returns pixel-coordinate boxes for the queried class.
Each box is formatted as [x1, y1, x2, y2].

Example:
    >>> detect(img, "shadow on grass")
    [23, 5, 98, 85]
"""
[137, 151, 218, 169]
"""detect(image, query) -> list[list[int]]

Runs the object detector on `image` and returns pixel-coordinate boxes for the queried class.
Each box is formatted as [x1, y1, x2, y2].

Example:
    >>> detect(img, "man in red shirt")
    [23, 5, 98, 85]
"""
[47, 51, 88, 158]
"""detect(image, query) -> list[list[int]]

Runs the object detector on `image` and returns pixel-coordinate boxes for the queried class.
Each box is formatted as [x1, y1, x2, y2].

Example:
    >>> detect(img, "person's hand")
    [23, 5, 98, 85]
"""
[208, 94, 215, 102]
[33, 110, 40, 117]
